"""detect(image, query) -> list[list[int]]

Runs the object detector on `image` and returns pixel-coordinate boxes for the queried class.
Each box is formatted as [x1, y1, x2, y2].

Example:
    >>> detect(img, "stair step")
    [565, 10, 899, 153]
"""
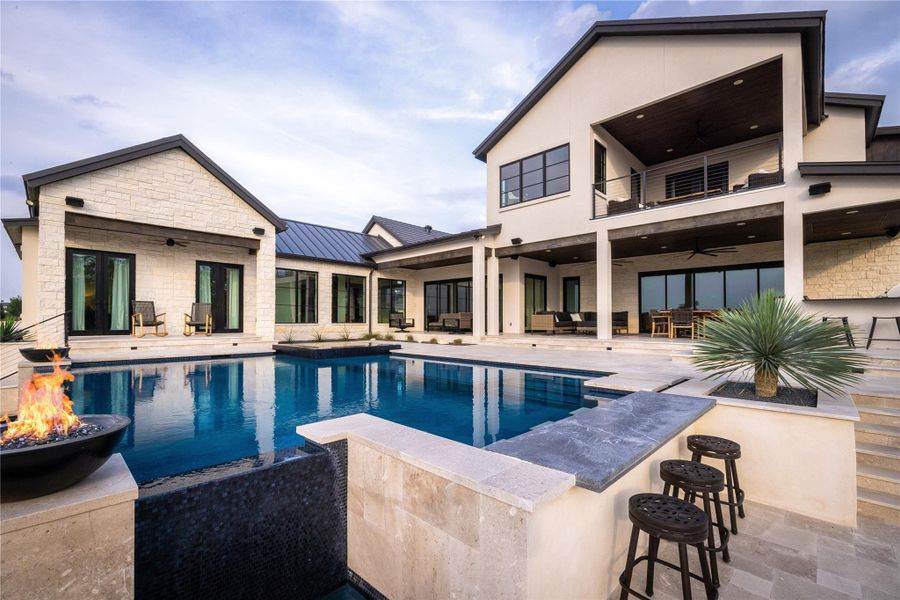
[857, 464, 900, 495]
[857, 442, 900, 470]
[862, 350, 900, 367]
[865, 365, 900, 378]
[857, 405, 900, 427]
[855, 422, 900, 448]
[857, 489, 900, 522]
[853, 391, 900, 410]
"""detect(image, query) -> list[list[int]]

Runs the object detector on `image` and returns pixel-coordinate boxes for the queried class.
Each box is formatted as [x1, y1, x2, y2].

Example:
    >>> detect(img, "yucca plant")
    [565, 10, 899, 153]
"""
[692, 290, 865, 398]
[0, 318, 30, 343]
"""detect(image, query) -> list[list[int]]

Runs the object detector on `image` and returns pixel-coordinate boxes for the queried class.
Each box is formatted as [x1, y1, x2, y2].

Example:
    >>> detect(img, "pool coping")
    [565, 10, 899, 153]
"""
[390, 350, 613, 379]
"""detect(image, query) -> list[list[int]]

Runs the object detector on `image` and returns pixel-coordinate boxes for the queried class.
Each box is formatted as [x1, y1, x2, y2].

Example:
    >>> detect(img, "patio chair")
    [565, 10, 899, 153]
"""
[669, 309, 695, 339]
[131, 301, 167, 337]
[389, 312, 414, 332]
[611, 311, 629, 335]
[649, 310, 669, 337]
[457, 312, 473, 332]
[184, 303, 213, 336]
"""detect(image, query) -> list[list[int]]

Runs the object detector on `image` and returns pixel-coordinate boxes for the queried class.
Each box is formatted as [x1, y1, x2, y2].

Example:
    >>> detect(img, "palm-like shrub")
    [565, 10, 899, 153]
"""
[0, 318, 30, 343]
[692, 290, 865, 398]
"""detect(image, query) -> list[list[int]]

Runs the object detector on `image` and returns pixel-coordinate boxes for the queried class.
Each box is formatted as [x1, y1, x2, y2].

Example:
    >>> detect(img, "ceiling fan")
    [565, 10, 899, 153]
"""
[162, 237, 187, 247]
[684, 238, 737, 260]
[612, 259, 633, 267]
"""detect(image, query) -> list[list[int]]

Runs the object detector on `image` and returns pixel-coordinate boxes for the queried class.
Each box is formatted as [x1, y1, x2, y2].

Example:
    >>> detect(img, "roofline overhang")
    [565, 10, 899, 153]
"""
[275, 252, 377, 269]
[875, 126, 900, 136]
[798, 161, 900, 176]
[22, 134, 287, 232]
[824, 92, 885, 147]
[472, 11, 826, 162]
[2, 217, 39, 259]
[362, 224, 502, 258]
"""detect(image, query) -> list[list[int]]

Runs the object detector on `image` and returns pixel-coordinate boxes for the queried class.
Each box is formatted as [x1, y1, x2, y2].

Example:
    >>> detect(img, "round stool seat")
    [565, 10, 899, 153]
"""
[660, 459, 725, 493]
[628, 493, 708, 544]
[688, 434, 741, 460]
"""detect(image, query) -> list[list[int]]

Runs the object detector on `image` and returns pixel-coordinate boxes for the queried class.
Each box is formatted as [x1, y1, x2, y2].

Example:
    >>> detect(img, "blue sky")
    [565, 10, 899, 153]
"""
[2, 1, 898, 299]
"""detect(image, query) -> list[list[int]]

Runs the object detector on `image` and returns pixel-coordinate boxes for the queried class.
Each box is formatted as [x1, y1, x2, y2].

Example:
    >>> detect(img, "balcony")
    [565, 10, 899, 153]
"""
[593, 137, 783, 219]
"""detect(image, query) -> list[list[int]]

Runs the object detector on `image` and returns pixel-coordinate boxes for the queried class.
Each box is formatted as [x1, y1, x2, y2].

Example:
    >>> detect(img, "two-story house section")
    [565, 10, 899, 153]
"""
[470, 10, 899, 340]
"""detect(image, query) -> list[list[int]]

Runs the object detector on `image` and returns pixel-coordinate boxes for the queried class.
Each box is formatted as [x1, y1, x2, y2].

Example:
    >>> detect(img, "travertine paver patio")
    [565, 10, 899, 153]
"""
[625, 500, 900, 600]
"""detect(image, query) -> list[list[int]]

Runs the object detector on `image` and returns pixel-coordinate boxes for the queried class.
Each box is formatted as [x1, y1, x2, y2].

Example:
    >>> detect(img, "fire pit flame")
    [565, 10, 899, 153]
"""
[1, 355, 80, 447]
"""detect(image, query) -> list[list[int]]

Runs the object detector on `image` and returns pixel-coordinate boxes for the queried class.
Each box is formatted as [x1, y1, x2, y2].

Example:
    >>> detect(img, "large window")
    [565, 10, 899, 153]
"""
[377, 279, 406, 323]
[563, 277, 580, 313]
[332, 274, 366, 323]
[500, 144, 569, 207]
[638, 262, 784, 332]
[594, 142, 607, 193]
[276, 268, 317, 324]
[424, 278, 472, 325]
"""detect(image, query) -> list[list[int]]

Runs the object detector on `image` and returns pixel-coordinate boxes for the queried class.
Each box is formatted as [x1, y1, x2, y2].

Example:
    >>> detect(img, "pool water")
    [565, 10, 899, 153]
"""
[70, 354, 609, 483]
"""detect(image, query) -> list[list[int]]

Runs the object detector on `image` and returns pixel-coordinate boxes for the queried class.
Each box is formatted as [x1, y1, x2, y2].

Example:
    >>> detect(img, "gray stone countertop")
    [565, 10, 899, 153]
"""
[486, 391, 714, 494]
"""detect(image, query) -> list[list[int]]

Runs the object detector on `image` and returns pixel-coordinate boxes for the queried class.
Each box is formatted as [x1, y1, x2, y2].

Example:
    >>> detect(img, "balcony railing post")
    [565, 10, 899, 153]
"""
[640, 171, 647, 207]
[777, 138, 783, 182]
[703, 155, 709, 198]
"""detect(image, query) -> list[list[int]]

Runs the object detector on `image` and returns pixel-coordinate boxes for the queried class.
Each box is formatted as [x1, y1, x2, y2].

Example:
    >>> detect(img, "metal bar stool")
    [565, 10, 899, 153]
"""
[659, 460, 731, 588]
[687, 435, 745, 534]
[618, 493, 717, 600]
[865, 316, 900, 349]
[822, 316, 855, 347]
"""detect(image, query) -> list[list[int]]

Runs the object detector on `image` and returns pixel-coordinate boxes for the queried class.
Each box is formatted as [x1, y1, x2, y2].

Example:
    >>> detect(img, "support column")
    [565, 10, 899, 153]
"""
[596, 230, 613, 340]
[782, 207, 804, 303]
[486, 251, 500, 336]
[471, 239, 486, 341]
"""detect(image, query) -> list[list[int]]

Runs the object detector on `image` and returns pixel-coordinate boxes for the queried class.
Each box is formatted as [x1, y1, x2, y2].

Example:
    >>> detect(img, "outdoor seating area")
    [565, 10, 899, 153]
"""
[131, 301, 215, 337]
[530, 311, 599, 334]
[426, 311, 473, 332]
[649, 309, 722, 339]
[389, 312, 415, 332]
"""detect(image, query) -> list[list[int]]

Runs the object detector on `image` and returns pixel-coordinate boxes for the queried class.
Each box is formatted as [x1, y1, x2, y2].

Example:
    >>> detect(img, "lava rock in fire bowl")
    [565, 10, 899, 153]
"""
[1, 415, 130, 502]
[18, 346, 70, 362]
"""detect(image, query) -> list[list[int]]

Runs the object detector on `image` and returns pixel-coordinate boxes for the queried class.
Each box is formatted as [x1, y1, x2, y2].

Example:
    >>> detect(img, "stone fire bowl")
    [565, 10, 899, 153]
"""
[1, 415, 130, 503]
[18, 346, 70, 362]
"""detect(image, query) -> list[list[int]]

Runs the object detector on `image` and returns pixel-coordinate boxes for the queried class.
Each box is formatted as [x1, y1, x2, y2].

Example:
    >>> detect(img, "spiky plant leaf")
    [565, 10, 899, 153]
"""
[0, 318, 30, 343]
[691, 290, 866, 397]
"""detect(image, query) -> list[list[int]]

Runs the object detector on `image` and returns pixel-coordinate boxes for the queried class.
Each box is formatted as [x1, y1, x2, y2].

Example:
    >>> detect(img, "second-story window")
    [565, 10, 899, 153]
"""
[500, 144, 569, 208]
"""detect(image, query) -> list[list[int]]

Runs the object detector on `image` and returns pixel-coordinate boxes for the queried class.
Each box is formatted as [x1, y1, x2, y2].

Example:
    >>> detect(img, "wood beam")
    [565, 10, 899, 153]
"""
[607, 203, 784, 241]
[495, 233, 597, 258]
[65, 212, 261, 250]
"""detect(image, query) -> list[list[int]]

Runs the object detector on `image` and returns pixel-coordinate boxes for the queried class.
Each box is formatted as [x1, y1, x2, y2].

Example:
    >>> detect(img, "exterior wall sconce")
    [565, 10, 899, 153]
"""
[253, 227, 265, 236]
[808, 182, 831, 196]
[511, 237, 523, 245]
[65, 196, 85, 207]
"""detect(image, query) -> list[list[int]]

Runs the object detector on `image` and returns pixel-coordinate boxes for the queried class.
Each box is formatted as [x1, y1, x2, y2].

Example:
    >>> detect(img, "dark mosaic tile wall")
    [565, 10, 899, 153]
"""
[135, 442, 347, 600]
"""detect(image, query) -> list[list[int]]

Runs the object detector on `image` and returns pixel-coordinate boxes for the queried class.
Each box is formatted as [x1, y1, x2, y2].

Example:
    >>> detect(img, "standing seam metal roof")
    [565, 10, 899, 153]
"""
[364, 215, 451, 245]
[276, 220, 391, 265]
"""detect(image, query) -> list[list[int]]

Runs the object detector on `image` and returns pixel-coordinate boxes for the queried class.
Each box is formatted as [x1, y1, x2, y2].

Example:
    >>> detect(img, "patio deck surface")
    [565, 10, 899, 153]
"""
[627, 500, 900, 600]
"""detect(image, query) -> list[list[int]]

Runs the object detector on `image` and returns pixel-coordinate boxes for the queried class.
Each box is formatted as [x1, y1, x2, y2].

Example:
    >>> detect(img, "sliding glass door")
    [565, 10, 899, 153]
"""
[424, 278, 472, 325]
[524, 274, 547, 331]
[197, 261, 243, 333]
[66, 249, 135, 335]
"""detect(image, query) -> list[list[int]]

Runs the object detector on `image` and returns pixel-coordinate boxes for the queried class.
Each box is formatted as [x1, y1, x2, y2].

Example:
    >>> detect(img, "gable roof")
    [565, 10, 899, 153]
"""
[824, 92, 885, 147]
[472, 11, 827, 162]
[362, 215, 451, 245]
[276, 219, 391, 266]
[21, 134, 287, 231]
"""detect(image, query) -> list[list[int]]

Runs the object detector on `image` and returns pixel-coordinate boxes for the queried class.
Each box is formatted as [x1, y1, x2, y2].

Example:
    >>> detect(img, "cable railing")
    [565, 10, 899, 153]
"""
[592, 137, 783, 219]
[0, 311, 70, 380]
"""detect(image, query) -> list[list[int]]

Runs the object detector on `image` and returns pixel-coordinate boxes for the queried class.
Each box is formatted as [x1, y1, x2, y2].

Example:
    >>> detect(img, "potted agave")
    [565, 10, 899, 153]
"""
[692, 290, 865, 405]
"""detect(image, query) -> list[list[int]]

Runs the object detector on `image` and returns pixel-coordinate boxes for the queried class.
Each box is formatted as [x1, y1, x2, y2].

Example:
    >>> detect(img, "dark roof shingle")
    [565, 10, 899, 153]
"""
[276, 220, 391, 265]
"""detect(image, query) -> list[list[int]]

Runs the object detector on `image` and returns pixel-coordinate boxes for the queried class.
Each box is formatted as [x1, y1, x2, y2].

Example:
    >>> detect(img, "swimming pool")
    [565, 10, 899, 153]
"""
[70, 354, 614, 483]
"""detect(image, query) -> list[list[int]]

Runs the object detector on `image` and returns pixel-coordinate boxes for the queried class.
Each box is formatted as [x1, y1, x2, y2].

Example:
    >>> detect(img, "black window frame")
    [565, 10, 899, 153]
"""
[500, 144, 570, 208]
[424, 278, 473, 325]
[275, 268, 318, 324]
[331, 274, 366, 324]
[594, 141, 607, 193]
[637, 261, 784, 332]
[377, 278, 407, 324]
[563, 276, 581, 313]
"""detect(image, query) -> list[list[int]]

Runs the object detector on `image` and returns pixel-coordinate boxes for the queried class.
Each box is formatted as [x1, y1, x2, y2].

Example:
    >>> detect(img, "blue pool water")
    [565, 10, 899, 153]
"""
[69, 354, 608, 483]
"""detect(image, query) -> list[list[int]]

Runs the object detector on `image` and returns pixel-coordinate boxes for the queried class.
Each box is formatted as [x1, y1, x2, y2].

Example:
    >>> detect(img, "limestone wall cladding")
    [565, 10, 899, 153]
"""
[804, 236, 900, 299]
[35, 148, 276, 341]
[557, 262, 597, 312]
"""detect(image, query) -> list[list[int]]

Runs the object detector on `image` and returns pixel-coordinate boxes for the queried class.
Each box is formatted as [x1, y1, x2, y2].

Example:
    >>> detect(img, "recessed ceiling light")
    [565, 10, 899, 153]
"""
[660, 245, 667, 249]
[749, 124, 759, 130]
[841, 231, 852, 235]
[733, 79, 744, 86]
[636, 113, 645, 119]
[640, 236, 648, 240]
[846, 210, 859, 215]
[736, 222, 746, 226]
[572, 256, 579, 260]
[545, 249, 552, 253]
[747, 235, 756, 239]
[666, 148, 674, 153]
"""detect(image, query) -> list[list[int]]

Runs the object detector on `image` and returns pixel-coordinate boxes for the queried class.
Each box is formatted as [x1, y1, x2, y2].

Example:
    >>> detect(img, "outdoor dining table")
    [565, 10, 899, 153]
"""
[657, 309, 722, 338]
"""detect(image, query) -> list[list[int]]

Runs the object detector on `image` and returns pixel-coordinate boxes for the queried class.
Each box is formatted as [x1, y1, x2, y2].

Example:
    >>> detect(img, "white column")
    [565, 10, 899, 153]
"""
[471, 239, 486, 340]
[486, 251, 500, 336]
[596, 230, 613, 340]
[782, 207, 804, 303]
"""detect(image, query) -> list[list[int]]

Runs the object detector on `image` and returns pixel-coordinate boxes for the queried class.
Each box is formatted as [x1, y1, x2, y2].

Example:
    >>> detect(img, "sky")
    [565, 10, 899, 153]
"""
[2, 1, 898, 299]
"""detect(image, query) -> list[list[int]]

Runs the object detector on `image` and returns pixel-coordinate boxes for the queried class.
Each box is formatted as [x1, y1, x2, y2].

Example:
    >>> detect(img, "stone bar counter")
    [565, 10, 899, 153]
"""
[487, 391, 715, 493]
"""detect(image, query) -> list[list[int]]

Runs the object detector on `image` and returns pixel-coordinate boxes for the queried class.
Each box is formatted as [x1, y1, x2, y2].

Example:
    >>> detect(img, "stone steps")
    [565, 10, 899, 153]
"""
[856, 442, 900, 471]
[861, 350, 900, 368]
[857, 464, 900, 496]
[483, 336, 694, 357]
[853, 391, 900, 410]
[855, 422, 900, 448]
[857, 489, 900, 522]
[865, 365, 900, 379]
[857, 405, 900, 427]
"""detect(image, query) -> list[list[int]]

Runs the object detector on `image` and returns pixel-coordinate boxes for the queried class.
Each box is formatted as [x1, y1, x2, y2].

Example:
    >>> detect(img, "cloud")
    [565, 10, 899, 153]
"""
[828, 40, 900, 90]
[67, 94, 120, 109]
[555, 4, 611, 37]
[0, 70, 13, 82]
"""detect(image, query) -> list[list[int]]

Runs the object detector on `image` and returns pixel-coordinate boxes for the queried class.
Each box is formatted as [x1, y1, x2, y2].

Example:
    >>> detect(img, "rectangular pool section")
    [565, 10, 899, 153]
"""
[70, 354, 613, 483]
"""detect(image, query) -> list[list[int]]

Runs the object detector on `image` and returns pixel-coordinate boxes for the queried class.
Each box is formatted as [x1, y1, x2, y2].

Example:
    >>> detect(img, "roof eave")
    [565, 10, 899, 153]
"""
[275, 252, 377, 268]
[798, 161, 900, 176]
[2, 217, 38, 259]
[362, 224, 502, 258]
[824, 92, 885, 147]
[473, 11, 826, 162]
